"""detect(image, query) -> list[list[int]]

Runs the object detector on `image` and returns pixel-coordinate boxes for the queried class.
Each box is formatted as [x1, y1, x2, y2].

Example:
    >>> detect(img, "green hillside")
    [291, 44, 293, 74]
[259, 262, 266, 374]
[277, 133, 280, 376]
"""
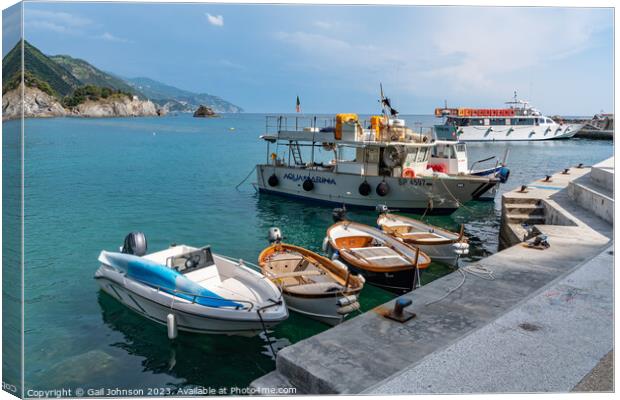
[50, 55, 139, 96]
[2, 40, 81, 97]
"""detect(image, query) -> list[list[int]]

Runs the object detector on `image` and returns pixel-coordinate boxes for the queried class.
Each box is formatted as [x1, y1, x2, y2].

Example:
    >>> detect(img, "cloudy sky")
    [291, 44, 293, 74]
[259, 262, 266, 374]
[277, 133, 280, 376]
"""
[6, 2, 615, 114]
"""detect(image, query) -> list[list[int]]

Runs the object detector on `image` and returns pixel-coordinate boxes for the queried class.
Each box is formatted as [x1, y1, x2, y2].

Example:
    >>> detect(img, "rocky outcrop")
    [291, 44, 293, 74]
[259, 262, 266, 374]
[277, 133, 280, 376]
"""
[3, 84, 66, 120]
[193, 105, 217, 118]
[71, 96, 157, 118]
[2, 85, 158, 120]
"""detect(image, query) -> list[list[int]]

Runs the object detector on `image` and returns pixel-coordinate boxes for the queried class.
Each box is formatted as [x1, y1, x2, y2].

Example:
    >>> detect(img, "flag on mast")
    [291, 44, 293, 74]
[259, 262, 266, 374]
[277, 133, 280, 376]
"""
[296, 96, 301, 113]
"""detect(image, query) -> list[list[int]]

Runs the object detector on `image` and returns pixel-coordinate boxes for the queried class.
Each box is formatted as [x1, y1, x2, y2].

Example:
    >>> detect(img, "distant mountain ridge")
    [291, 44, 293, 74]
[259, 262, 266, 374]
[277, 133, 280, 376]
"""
[2, 40, 242, 114]
[125, 77, 243, 113]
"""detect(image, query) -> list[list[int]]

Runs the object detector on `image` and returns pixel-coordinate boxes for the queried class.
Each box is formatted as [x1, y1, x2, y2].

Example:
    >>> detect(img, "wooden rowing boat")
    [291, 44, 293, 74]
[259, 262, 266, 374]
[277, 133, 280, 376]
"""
[377, 212, 469, 265]
[258, 242, 364, 325]
[324, 221, 431, 294]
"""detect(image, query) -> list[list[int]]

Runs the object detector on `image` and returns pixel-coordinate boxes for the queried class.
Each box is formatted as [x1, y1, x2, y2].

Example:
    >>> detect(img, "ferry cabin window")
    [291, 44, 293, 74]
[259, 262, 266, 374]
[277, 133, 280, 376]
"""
[455, 144, 466, 153]
[514, 118, 535, 125]
[490, 118, 505, 126]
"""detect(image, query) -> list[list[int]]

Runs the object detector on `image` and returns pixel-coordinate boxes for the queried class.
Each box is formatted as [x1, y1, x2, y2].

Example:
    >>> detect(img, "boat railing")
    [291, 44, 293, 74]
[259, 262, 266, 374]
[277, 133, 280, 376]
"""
[132, 277, 257, 311]
[469, 155, 498, 172]
[265, 115, 335, 135]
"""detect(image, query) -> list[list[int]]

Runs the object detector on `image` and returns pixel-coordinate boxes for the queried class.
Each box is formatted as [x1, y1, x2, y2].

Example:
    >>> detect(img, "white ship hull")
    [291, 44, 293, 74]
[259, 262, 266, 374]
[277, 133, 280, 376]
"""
[445, 122, 579, 142]
[257, 165, 497, 214]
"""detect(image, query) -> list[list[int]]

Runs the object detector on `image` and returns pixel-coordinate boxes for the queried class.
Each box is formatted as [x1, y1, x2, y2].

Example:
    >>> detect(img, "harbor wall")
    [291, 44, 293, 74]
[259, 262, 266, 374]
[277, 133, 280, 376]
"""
[251, 157, 613, 394]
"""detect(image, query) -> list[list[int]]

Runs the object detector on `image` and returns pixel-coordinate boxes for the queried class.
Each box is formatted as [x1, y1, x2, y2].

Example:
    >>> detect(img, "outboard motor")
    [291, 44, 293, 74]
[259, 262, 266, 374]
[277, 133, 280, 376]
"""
[496, 166, 510, 183]
[376, 204, 389, 214]
[332, 207, 348, 223]
[121, 232, 147, 256]
[268, 227, 283, 244]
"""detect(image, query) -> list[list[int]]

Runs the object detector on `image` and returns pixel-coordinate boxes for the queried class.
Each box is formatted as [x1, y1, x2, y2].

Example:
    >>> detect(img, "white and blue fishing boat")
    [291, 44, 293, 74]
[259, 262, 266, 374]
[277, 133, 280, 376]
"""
[95, 233, 288, 337]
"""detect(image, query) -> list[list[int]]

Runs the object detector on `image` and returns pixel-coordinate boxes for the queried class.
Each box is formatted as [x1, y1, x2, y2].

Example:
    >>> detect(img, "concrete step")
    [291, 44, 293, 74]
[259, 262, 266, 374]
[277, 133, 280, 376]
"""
[503, 196, 541, 205]
[590, 162, 613, 192]
[568, 175, 614, 224]
[504, 203, 545, 215]
[504, 213, 546, 224]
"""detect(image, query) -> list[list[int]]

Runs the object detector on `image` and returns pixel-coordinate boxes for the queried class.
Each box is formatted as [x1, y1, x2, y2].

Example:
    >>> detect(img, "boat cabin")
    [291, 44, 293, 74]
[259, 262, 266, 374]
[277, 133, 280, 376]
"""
[260, 114, 436, 179]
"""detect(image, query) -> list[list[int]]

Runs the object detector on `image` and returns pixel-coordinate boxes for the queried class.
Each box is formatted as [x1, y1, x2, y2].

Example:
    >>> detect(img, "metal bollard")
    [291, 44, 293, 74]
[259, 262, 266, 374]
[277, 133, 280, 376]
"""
[385, 298, 416, 322]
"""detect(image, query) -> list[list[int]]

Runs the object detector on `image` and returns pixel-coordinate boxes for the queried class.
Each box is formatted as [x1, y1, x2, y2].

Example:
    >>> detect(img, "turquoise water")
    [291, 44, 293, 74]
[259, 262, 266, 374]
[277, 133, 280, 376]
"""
[10, 114, 612, 393]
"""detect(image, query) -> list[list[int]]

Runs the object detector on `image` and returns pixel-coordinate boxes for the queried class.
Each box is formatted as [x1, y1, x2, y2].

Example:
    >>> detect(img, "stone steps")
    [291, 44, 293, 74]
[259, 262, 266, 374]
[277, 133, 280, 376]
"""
[568, 162, 614, 224]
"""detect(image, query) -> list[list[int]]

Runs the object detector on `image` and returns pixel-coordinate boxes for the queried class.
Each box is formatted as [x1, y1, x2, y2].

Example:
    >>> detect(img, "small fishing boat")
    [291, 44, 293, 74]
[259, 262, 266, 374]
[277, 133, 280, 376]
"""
[258, 228, 365, 325]
[95, 232, 288, 338]
[376, 205, 469, 266]
[323, 213, 431, 294]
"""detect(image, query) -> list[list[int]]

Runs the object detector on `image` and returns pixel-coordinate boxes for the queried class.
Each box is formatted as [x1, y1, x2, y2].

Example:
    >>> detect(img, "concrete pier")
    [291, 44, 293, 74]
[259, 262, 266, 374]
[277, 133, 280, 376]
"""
[250, 158, 613, 394]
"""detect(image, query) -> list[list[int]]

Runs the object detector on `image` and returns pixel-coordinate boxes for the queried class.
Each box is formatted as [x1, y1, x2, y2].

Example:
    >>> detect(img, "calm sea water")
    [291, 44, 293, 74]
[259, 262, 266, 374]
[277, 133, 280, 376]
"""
[9, 113, 612, 392]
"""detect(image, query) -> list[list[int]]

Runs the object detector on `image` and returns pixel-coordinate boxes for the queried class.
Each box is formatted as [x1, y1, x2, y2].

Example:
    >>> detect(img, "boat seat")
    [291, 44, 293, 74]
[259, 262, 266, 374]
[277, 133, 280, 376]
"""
[348, 246, 409, 267]
[284, 281, 344, 295]
[400, 232, 443, 240]
[383, 225, 411, 235]
[267, 270, 323, 279]
[335, 236, 374, 249]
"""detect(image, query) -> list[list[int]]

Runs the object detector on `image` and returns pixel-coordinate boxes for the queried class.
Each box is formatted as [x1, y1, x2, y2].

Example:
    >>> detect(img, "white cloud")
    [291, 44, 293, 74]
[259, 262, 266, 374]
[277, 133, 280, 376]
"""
[205, 13, 224, 27]
[97, 32, 131, 43]
[25, 9, 92, 34]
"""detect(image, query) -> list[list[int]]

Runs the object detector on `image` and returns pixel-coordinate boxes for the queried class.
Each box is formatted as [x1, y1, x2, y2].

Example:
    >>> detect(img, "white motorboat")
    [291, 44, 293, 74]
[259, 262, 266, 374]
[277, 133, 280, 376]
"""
[256, 104, 503, 214]
[95, 232, 288, 337]
[434, 91, 579, 141]
[376, 205, 469, 266]
[258, 228, 365, 326]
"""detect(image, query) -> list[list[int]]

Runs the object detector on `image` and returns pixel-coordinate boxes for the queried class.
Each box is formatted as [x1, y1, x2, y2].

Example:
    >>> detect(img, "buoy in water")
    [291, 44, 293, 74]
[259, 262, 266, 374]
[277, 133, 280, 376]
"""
[167, 313, 178, 340]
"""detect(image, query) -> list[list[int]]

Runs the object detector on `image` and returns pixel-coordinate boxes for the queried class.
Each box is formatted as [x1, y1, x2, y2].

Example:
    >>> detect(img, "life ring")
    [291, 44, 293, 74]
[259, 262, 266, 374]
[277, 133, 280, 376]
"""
[402, 168, 416, 179]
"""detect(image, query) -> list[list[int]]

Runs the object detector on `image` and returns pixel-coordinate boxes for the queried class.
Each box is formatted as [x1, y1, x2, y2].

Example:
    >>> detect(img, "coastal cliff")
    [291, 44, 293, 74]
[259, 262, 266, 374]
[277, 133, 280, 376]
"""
[2, 84, 158, 120]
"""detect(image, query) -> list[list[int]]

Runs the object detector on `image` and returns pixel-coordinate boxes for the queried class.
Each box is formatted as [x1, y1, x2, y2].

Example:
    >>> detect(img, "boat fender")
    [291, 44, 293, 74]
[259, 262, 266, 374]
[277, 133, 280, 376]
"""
[303, 178, 314, 191]
[337, 301, 360, 315]
[496, 167, 510, 183]
[452, 242, 470, 250]
[322, 237, 330, 253]
[331, 250, 340, 260]
[454, 248, 469, 256]
[268, 174, 279, 187]
[376, 181, 390, 197]
[337, 295, 358, 307]
[358, 180, 371, 196]
[167, 313, 178, 340]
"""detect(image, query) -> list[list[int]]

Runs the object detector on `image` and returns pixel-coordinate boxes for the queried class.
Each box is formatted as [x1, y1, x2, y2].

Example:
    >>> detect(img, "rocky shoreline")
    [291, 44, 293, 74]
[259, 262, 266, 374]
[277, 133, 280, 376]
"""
[2, 84, 159, 121]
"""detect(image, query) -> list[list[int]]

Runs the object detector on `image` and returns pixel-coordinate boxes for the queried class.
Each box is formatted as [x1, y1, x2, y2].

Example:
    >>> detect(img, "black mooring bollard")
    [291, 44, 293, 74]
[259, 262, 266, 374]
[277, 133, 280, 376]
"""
[385, 298, 416, 322]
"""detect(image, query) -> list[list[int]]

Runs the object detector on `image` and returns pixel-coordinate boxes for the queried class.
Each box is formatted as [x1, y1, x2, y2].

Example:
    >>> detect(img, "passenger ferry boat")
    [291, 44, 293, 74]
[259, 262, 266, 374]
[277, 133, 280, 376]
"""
[255, 106, 507, 214]
[434, 92, 582, 142]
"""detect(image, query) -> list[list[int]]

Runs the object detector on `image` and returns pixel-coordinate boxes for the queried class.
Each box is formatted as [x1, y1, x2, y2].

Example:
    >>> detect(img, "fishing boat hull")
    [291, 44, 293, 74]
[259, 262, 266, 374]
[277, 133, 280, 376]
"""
[282, 292, 354, 325]
[257, 165, 497, 214]
[338, 260, 418, 295]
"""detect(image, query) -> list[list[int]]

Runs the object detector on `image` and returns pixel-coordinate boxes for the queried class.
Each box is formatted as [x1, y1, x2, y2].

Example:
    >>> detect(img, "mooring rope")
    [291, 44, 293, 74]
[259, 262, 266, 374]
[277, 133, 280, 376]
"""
[424, 263, 495, 306]
[235, 165, 257, 190]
